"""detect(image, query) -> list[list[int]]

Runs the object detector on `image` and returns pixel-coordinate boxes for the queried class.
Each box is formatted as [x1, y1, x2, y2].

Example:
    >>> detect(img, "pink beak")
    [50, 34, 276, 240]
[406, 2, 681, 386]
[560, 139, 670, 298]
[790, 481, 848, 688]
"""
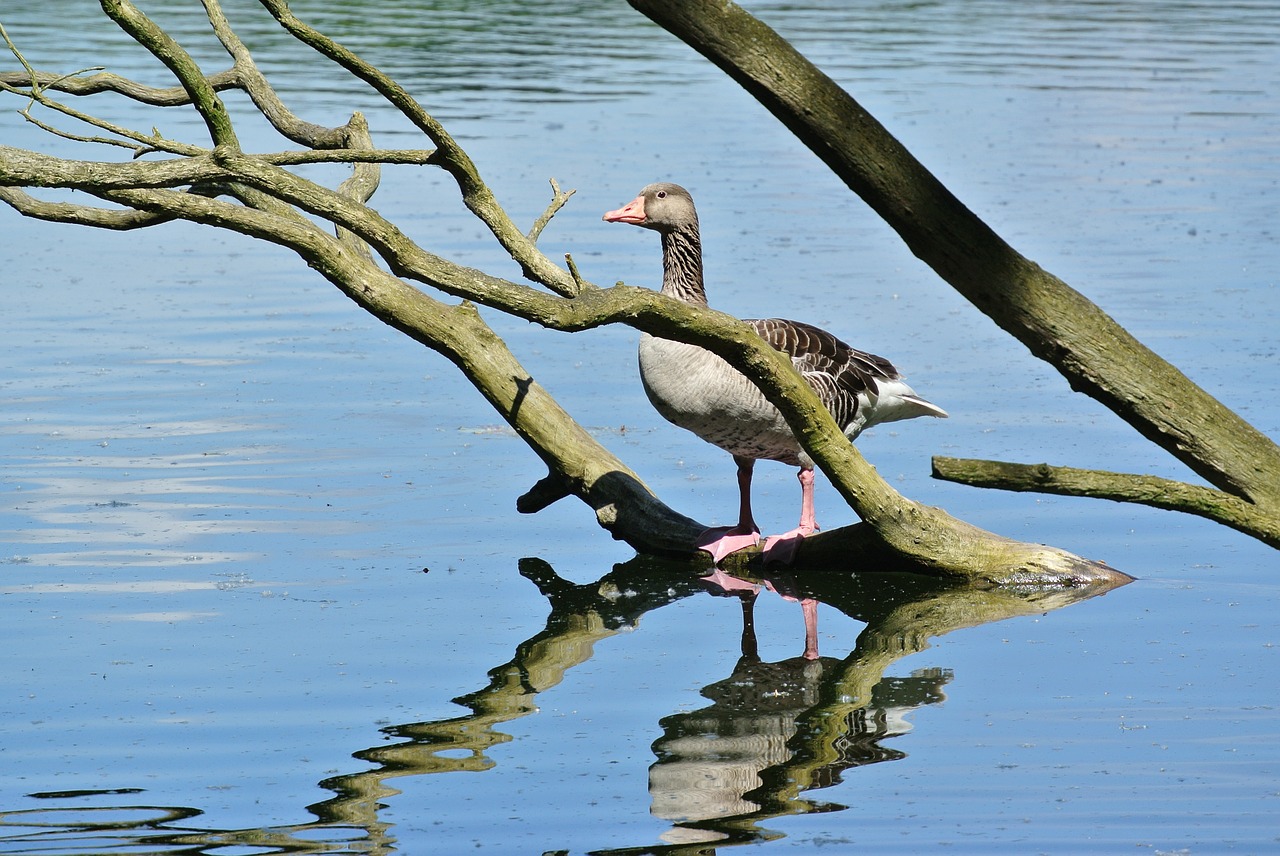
[602, 195, 646, 225]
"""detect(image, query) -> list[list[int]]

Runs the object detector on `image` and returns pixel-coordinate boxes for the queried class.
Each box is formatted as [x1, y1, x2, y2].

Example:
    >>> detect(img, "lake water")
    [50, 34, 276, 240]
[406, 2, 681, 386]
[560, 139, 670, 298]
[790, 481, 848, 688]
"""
[2, 1, 1278, 853]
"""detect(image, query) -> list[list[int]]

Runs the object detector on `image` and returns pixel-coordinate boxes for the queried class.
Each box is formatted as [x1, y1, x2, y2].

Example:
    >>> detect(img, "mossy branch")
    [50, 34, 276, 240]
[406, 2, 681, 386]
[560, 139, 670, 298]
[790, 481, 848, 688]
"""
[100, 0, 239, 148]
[933, 457, 1280, 548]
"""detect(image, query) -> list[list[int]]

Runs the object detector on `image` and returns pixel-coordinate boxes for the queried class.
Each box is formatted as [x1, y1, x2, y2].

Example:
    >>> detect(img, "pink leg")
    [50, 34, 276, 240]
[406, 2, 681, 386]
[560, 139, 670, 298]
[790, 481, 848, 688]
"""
[800, 597, 819, 660]
[761, 467, 819, 564]
[696, 456, 761, 563]
[761, 578, 820, 659]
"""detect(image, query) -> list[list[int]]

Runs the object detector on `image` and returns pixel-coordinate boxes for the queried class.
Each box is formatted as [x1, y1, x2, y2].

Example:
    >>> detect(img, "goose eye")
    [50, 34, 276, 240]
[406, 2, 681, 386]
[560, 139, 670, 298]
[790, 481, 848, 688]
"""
[655, 190, 667, 199]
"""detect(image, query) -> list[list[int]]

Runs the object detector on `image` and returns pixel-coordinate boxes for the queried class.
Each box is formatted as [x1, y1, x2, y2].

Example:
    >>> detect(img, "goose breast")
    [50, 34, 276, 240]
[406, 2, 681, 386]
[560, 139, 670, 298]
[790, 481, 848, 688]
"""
[639, 330, 816, 467]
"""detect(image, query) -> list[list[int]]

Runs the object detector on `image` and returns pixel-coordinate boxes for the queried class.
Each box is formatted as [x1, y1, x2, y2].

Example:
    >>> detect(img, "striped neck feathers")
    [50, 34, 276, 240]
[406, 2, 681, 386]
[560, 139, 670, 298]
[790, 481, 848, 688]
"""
[659, 224, 708, 306]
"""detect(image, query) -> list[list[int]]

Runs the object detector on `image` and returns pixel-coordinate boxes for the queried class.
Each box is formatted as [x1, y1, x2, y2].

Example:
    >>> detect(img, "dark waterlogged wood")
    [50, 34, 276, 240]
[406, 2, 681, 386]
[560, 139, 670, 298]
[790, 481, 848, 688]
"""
[0, 0, 1140, 586]
[628, 0, 1280, 545]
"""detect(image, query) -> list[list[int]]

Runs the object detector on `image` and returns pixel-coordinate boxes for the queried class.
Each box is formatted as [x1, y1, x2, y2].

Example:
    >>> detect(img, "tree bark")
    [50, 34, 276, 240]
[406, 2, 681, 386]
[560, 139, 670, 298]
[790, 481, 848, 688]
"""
[627, 0, 1280, 533]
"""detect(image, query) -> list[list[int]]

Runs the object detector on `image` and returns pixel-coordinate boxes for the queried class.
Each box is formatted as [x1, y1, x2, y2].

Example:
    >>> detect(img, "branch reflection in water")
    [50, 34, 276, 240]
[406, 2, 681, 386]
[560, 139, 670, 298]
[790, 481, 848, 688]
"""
[0, 557, 1127, 855]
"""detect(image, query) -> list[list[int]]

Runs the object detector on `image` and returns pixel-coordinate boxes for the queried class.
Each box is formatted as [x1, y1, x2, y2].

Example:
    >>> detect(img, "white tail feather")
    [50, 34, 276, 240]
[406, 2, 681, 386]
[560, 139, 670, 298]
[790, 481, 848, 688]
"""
[866, 379, 948, 427]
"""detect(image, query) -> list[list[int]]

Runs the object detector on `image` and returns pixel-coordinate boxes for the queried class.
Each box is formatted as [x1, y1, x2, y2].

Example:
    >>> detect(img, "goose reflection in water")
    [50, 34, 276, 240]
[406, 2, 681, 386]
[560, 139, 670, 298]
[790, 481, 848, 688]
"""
[650, 567, 951, 845]
[0, 558, 1122, 855]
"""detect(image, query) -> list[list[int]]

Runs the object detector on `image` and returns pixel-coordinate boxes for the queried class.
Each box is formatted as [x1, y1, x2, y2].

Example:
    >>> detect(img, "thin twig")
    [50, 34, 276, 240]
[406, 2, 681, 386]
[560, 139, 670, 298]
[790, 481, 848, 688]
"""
[17, 106, 147, 152]
[0, 67, 243, 105]
[527, 177, 576, 244]
[0, 21, 38, 84]
[1, 23, 199, 156]
[564, 253, 592, 295]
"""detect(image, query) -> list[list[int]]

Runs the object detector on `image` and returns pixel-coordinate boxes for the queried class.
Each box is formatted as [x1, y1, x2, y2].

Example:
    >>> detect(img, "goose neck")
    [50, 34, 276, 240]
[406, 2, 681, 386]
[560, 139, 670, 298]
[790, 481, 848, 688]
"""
[659, 226, 708, 306]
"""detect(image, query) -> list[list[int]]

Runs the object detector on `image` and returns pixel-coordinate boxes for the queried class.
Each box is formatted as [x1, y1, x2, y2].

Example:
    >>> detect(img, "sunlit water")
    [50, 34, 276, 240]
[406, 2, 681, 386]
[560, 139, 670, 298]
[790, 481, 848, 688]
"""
[1, 1, 1278, 853]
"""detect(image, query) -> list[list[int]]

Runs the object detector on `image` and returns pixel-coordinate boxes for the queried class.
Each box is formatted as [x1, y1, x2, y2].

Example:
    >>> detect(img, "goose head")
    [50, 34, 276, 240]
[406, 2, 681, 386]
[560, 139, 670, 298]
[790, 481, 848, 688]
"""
[603, 182, 698, 234]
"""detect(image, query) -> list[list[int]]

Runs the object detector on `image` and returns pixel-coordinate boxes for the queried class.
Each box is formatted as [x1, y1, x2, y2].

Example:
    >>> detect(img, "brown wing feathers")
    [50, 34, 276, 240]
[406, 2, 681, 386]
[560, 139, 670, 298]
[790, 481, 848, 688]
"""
[750, 318, 902, 429]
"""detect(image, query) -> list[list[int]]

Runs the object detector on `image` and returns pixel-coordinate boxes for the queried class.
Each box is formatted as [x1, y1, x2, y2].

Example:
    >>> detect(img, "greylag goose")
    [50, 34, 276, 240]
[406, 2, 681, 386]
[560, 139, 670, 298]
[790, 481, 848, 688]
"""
[603, 182, 947, 564]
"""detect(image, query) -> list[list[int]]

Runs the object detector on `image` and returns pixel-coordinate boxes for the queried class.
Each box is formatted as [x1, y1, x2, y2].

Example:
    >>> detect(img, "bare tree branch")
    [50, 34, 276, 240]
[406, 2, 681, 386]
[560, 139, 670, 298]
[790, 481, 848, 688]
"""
[200, 0, 354, 150]
[0, 66, 242, 106]
[0, 185, 172, 229]
[100, 0, 239, 147]
[932, 457, 1280, 548]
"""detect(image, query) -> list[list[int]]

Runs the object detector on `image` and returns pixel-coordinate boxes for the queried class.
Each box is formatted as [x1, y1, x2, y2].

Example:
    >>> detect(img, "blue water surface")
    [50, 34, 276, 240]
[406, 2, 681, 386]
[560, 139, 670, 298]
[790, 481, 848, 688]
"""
[1, 1, 1277, 853]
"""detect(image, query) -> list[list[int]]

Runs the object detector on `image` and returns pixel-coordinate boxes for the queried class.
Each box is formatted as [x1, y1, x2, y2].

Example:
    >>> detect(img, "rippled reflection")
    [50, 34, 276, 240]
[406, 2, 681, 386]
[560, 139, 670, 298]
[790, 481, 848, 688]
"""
[0, 557, 1124, 854]
[647, 577, 952, 845]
